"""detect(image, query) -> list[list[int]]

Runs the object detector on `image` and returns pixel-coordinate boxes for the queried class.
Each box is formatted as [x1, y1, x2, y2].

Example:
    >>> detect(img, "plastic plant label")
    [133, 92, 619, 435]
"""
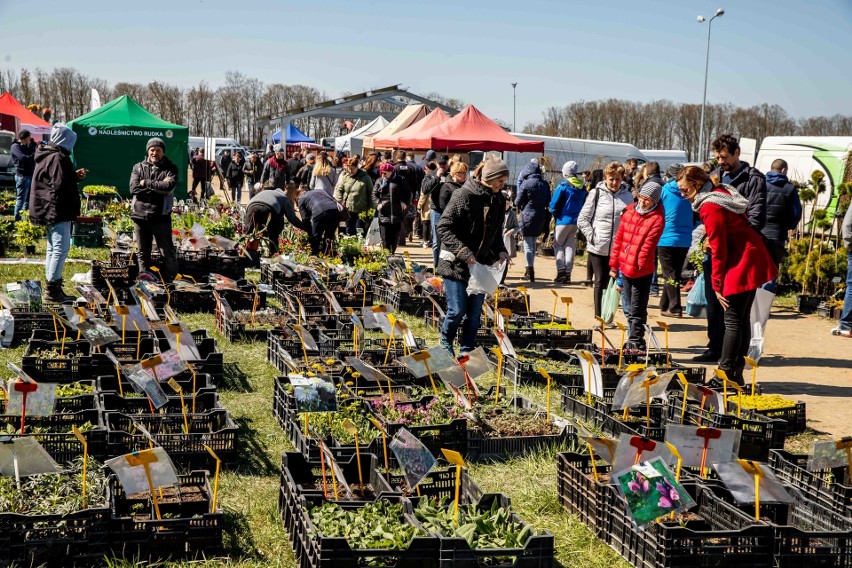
[349, 314, 365, 339]
[105, 447, 180, 496]
[684, 383, 725, 414]
[664, 424, 741, 468]
[344, 357, 393, 385]
[612, 434, 674, 473]
[390, 427, 437, 491]
[808, 439, 852, 471]
[613, 457, 696, 529]
[713, 460, 795, 505]
[642, 325, 662, 351]
[611, 368, 655, 411]
[493, 330, 517, 358]
[582, 436, 618, 464]
[109, 305, 150, 332]
[76, 318, 122, 347]
[161, 323, 201, 360]
[0, 437, 61, 477]
[290, 376, 338, 413]
[323, 291, 344, 314]
[573, 349, 604, 399]
[135, 350, 188, 381]
[438, 365, 471, 394]
[399, 346, 457, 379]
[126, 368, 169, 409]
[291, 324, 319, 353]
[459, 347, 493, 380]
[318, 442, 353, 499]
[5, 380, 57, 417]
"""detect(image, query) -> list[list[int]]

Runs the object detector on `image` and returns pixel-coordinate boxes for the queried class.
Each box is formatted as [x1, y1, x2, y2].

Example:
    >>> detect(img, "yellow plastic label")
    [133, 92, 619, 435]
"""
[441, 448, 465, 467]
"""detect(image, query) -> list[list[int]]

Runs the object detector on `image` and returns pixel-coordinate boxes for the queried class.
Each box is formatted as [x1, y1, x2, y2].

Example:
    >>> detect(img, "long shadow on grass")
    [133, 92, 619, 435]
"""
[221, 362, 254, 392]
[222, 507, 259, 561]
[235, 416, 278, 476]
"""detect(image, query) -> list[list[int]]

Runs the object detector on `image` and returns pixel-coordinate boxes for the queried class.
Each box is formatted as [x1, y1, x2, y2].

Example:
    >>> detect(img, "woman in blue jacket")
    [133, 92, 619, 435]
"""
[515, 161, 551, 282]
[549, 161, 587, 283]
[658, 168, 695, 316]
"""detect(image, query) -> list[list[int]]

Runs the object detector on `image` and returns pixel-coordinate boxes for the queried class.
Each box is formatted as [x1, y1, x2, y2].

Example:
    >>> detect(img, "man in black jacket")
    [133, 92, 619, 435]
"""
[763, 159, 802, 267]
[130, 137, 179, 282]
[10, 129, 36, 221]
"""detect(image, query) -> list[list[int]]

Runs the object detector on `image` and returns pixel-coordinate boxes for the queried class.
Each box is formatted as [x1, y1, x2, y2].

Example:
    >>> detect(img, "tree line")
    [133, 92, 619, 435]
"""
[0, 66, 847, 159]
[521, 99, 852, 161]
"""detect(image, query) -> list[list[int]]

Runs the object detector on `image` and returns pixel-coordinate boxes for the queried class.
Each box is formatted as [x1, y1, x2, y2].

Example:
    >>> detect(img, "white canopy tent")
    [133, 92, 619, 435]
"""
[334, 116, 389, 155]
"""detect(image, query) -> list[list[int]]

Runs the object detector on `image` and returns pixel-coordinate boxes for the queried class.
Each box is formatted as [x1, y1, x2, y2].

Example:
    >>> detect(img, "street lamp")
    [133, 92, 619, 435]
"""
[697, 8, 724, 161]
[511, 82, 518, 132]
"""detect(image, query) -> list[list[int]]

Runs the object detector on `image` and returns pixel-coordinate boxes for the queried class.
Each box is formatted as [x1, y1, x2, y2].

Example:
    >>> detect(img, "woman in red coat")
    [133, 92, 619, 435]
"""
[676, 166, 777, 384]
[609, 180, 665, 349]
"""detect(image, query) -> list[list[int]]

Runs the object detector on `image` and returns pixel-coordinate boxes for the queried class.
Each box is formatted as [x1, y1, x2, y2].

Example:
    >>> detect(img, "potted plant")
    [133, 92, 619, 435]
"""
[14, 211, 45, 255]
[0, 215, 15, 257]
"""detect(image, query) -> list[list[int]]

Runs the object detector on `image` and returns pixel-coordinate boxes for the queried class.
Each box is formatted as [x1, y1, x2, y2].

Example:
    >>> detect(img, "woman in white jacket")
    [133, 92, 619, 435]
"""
[577, 161, 634, 317]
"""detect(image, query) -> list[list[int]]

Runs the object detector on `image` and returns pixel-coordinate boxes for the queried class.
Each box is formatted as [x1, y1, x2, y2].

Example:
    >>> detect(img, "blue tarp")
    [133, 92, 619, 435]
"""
[272, 123, 315, 144]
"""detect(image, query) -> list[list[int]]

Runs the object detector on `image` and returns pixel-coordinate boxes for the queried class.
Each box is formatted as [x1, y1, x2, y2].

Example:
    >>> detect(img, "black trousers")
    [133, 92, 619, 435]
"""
[134, 215, 178, 282]
[309, 210, 339, 255]
[624, 273, 653, 346]
[659, 246, 688, 314]
[588, 252, 610, 317]
[719, 289, 756, 383]
[344, 215, 364, 236]
[380, 222, 402, 254]
[421, 218, 431, 244]
[190, 178, 206, 201]
[703, 254, 725, 355]
[246, 203, 284, 254]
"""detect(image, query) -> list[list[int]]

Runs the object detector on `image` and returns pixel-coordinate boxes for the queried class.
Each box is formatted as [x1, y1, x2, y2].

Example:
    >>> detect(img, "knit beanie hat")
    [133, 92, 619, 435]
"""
[561, 160, 579, 178]
[379, 162, 395, 173]
[665, 162, 684, 179]
[480, 156, 510, 183]
[146, 137, 165, 151]
[49, 123, 77, 152]
[639, 180, 663, 204]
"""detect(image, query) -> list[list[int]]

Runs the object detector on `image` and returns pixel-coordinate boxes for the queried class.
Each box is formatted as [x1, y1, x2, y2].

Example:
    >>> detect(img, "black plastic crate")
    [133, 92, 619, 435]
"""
[8, 311, 56, 345]
[666, 397, 787, 461]
[281, 452, 395, 510]
[0, 408, 107, 464]
[95, 372, 216, 397]
[22, 338, 112, 382]
[71, 232, 103, 248]
[375, 284, 445, 316]
[388, 466, 484, 500]
[749, 401, 807, 434]
[562, 396, 667, 440]
[100, 390, 222, 414]
[91, 259, 139, 291]
[109, 470, 223, 560]
[467, 396, 575, 462]
[367, 396, 468, 458]
[507, 327, 593, 349]
[600, 480, 775, 568]
[769, 449, 852, 520]
[556, 451, 611, 534]
[104, 409, 237, 471]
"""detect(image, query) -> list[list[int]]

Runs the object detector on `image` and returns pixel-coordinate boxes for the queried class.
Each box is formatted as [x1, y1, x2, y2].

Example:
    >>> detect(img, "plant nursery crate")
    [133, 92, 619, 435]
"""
[0, 408, 107, 464]
[95, 372, 216, 398]
[0, 493, 112, 568]
[507, 327, 592, 349]
[285, 404, 386, 464]
[701, 480, 852, 568]
[387, 467, 484, 502]
[749, 401, 807, 434]
[490, 351, 580, 387]
[769, 449, 852, 520]
[292, 494, 440, 568]
[599, 481, 775, 568]
[211, 249, 251, 280]
[556, 451, 615, 533]
[9, 311, 56, 345]
[367, 396, 468, 458]
[467, 397, 575, 462]
[105, 409, 237, 471]
[100, 390, 222, 414]
[165, 287, 216, 313]
[72, 220, 104, 237]
[109, 470, 223, 560]
[71, 232, 103, 248]
[561, 396, 667, 440]
[91, 259, 139, 291]
[375, 284, 444, 316]
[666, 397, 788, 461]
[22, 338, 112, 382]
[408, 490, 555, 568]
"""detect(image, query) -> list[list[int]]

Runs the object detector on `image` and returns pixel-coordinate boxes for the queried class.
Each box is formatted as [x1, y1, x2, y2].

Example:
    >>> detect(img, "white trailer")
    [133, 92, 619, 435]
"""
[504, 133, 646, 187]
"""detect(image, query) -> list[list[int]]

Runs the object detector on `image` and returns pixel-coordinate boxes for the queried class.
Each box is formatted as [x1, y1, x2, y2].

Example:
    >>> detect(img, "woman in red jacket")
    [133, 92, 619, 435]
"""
[609, 180, 665, 349]
[676, 166, 777, 384]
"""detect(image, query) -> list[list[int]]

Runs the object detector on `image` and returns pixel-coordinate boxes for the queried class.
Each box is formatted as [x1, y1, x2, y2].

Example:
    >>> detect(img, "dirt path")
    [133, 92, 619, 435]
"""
[398, 241, 851, 437]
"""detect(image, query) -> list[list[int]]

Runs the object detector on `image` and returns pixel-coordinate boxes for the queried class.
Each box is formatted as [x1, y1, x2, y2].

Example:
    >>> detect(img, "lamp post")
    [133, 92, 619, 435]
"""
[511, 82, 518, 132]
[697, 8, 724, 162]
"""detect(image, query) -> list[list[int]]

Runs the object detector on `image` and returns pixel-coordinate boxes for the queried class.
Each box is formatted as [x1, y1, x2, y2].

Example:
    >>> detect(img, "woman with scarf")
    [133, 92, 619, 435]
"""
[436, 155, 510, 356]
[260, 144, 290, 190]
[608, 180, 665, 350]
[676, 166, 776, 384]
[372, 162, 410, 254]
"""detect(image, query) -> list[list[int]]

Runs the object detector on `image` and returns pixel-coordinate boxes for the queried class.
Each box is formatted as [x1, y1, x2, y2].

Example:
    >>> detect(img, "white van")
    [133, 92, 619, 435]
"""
[504, 133, 646, 187]
[755, 136, 852, 215]
[188, 136, 243, 157]
[639, 149, 688, 174]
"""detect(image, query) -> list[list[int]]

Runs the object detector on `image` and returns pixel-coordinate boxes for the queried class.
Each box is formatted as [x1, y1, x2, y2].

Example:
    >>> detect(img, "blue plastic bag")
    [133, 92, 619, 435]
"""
[601, 278, 621, 324]
[686, 272, 707, 317]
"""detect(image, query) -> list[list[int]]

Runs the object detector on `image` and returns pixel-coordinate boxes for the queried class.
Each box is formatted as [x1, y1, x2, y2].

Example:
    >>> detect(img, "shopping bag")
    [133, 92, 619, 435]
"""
[467, 262, 505, 296]
[364, 218, 381, 247]
[685, 272, 707, 317]
[600, 278, 620, 324]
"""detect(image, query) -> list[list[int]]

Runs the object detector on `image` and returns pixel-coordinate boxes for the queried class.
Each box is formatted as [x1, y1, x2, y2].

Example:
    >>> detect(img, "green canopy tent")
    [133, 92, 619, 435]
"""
[67, 95, 189, 199]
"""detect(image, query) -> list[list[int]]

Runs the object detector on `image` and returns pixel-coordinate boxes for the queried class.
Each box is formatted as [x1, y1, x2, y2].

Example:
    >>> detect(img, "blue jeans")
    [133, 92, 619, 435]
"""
[430, 210, 442, 269]
[14, 175, 31, 221]
[523, 236, 537, 267]
[440, 276, 486, 356]
[839, 253, 852, 332]
[46, 221, 72, 282]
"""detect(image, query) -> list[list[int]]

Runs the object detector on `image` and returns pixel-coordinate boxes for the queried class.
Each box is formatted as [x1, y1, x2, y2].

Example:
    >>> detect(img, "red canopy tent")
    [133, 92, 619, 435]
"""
[0, 92, 52, 136]
[373, 107, 450, 148]
[400, 104, 544, 153]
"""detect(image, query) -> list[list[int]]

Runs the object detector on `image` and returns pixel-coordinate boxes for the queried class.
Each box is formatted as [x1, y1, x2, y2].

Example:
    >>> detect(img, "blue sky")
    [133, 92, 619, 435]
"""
[1, 0, 850, 128]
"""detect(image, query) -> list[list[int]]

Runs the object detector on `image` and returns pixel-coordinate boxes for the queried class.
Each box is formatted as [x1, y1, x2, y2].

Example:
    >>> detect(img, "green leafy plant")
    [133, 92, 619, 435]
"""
[0, 457, 108, 515]
[414, 496, 534, 549]
[83, 185, 118, 197]
[13, 211, 45, 248]
[309, 499, 423, 552]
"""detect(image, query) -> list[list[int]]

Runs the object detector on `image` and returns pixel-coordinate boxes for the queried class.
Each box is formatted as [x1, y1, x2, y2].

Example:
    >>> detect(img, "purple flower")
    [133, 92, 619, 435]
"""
[627, 474, 650, 495]
[655, 479, 681, 509]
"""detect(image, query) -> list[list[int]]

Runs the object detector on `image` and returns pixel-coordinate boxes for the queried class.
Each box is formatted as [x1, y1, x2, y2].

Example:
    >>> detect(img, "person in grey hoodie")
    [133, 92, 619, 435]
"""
[29, 123, 86, 303]
[577, 161, 634, 317]
[833, 204, 852, 337]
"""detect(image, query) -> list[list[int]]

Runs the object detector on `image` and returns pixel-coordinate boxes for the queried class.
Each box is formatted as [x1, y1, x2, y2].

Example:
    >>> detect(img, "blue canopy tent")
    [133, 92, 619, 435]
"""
[271, 123, 316, 144]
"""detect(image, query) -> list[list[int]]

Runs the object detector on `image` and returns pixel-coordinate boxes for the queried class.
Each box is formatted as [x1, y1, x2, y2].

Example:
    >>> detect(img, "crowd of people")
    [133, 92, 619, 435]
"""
[13, 123, 852, 379]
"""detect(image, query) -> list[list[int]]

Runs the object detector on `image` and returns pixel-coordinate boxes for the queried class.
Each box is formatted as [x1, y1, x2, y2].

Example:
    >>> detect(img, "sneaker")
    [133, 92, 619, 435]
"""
[831, 327, 852, 337]
[692, 350, 721, 363]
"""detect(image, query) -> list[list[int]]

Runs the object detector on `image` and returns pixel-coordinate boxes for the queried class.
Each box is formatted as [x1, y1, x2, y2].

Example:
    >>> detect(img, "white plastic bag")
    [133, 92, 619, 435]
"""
[364, 218, 381, 247]
[467, 262, 505, 296]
